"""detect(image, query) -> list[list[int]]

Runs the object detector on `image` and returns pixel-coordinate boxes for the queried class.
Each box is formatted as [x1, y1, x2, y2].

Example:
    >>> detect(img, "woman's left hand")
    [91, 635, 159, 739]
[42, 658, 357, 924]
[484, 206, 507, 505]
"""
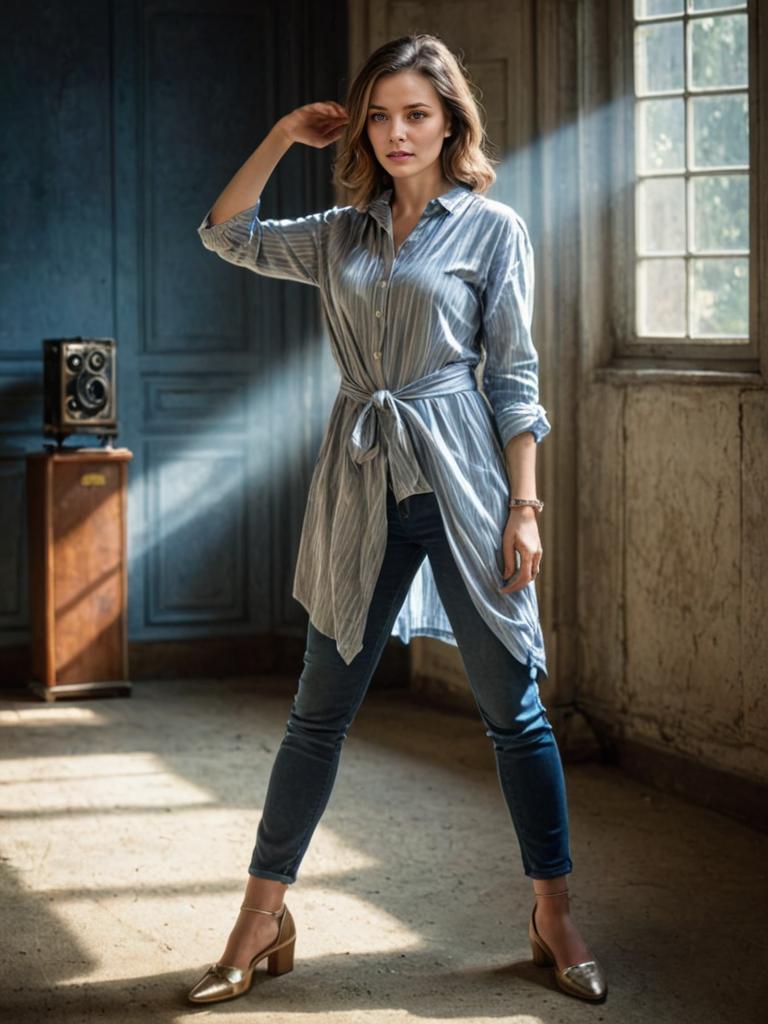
[498, 507, 543, 593]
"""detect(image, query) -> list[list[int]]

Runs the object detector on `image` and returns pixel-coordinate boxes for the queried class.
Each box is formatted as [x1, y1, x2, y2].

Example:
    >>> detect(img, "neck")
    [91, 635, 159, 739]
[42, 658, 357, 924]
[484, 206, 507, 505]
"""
[389, 176, 455, 217]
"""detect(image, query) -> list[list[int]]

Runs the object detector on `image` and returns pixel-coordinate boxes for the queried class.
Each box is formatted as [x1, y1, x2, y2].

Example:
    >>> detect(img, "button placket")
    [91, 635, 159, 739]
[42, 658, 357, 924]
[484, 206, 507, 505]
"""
[372, 266, 392, 365]
[378, 205, 440, 361]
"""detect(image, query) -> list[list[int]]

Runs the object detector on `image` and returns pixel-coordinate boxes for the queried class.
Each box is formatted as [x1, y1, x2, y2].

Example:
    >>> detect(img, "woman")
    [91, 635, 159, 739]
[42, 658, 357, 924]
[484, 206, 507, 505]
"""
[188, 32, 606, 1006]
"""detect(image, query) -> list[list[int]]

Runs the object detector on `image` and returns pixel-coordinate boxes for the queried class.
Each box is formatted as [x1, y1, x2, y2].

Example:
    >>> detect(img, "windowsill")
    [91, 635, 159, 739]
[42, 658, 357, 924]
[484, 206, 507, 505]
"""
[593, 364, 765, 387]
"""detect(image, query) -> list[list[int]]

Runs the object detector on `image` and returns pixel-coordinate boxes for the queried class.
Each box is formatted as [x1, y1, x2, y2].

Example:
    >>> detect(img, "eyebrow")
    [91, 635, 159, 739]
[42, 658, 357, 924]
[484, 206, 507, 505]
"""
[367, 102, 434, 110]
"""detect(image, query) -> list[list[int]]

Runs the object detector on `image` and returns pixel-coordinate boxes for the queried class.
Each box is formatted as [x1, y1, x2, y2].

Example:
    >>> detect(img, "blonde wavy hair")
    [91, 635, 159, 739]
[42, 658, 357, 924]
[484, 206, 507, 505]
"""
[332, 33, 498, 211]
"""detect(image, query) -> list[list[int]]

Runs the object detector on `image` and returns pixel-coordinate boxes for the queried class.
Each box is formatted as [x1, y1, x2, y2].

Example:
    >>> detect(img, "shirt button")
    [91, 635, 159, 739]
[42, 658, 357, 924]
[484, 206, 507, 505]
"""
[373, 351, 381, 360]
[379, 280, 386, 288]
[375, 310, 382, 317]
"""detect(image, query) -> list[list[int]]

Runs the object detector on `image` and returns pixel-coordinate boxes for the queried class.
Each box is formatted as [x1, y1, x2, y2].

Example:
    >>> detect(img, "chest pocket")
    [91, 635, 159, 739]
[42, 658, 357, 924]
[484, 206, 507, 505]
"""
[442, 260, 483, 285]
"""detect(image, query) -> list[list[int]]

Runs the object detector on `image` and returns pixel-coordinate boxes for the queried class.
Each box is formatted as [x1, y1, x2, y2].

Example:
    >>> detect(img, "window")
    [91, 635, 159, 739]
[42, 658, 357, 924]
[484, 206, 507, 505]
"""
[628, 0, 755, 362]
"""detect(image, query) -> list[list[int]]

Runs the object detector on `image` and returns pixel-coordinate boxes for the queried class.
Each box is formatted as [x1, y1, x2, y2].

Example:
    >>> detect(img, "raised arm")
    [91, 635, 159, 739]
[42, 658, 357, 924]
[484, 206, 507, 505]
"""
[207, 102, 348, 225]
[207, 123, 294, 228]
[197, 102, 350, 286]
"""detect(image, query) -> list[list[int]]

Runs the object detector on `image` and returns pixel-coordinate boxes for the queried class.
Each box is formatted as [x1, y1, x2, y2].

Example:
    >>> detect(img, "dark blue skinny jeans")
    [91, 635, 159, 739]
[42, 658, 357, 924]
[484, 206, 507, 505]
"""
[249, 484, 573, 883]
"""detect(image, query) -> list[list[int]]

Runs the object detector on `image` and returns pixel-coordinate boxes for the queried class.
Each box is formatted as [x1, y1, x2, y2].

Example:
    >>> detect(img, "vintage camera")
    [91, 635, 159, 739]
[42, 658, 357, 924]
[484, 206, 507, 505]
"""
[43, 337, 118, 446]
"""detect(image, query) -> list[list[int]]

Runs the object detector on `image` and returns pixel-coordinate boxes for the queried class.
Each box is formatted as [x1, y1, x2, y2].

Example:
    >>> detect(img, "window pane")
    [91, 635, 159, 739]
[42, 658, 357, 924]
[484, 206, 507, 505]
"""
[637, 98, 685, 171]
[637, 177, 685, 253]
[690, 94, 748, 168]
[632, 2, 751, 346]
[690, 258, 748, 336]
[637, 258, 686, 335]
[691, 175, 749, 252]
[689, 15, 748, 89]
[635, 22, 684, 94]
[635, 0, 683, 15]
[689, 1, 746, 11]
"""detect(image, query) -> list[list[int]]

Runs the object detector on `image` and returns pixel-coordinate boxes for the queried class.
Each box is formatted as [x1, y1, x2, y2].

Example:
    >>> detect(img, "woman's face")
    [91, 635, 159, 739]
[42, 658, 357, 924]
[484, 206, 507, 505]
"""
[366, 70, 453, 182]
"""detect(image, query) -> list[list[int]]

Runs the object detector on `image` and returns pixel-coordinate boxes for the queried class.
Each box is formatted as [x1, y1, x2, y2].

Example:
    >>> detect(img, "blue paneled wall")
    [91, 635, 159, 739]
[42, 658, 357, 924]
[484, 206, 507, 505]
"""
[0, 0, 348, 657]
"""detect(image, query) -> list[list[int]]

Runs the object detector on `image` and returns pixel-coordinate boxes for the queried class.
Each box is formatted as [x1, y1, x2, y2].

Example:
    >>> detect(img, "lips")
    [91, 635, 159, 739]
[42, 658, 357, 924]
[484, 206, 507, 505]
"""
[387, 151, 413, 157]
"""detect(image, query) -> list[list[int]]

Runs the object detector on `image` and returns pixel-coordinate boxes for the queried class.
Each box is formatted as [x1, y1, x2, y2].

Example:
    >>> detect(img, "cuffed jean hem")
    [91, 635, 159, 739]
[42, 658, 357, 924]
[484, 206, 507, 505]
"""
[248, 867, 296, 885]
[526, 859, 573, 880]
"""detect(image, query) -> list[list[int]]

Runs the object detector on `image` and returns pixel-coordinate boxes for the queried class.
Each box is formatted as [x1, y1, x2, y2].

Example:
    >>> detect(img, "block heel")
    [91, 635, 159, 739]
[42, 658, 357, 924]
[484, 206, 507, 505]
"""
[267, 935, 295, 975]
[529, 924, 555, 966]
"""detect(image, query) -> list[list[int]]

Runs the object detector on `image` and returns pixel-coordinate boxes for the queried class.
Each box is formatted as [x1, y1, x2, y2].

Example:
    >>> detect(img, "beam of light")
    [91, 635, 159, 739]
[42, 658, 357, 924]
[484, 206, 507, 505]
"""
[0, 705, 106, 726]
[125, 324, 334, 566]
[0, 752, 213, 808]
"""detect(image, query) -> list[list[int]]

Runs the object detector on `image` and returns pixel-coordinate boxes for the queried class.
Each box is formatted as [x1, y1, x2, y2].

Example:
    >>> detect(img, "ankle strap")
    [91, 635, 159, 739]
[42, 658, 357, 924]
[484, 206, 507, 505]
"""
[240, 902, 285, 916]
[534, 889, 569, 897]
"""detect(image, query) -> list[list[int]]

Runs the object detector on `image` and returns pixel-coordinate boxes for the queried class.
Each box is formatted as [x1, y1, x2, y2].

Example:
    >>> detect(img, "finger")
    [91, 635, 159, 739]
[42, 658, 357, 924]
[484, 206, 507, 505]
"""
[308, 103, 334, 118]
[502, 545, 531, 581]
[501, 536, 517, 579]
[321, 123, 345, 139]
[523, 549, 535, 577]
[316, 113, 348, 130]
[320, 130, 344, 146]
[499, 552, 535, 592]
[498, 570, 533, 594]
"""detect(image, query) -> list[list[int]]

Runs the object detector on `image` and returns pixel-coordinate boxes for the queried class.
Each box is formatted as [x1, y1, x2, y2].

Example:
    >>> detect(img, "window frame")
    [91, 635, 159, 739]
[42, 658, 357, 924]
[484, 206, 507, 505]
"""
[603, 0, 765, 376]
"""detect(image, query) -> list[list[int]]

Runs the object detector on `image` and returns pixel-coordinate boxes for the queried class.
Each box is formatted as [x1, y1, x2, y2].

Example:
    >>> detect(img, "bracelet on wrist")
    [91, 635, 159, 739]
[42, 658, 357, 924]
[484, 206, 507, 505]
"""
[508, 497, 544, 513]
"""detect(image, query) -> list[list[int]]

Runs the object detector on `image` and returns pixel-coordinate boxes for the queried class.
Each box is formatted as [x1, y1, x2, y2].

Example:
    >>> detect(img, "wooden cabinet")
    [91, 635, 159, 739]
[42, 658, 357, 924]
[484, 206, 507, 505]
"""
[26, 448, 133, 700]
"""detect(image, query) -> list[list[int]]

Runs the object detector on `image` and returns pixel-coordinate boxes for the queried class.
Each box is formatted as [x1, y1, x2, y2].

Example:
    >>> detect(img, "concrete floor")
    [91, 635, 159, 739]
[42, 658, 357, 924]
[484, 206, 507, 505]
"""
[0, 675, 765, 1024]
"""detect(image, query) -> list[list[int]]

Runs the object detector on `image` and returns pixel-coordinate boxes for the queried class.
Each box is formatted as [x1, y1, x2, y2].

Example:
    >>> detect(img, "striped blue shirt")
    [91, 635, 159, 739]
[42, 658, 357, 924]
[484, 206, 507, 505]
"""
[198, 182, 551, 677]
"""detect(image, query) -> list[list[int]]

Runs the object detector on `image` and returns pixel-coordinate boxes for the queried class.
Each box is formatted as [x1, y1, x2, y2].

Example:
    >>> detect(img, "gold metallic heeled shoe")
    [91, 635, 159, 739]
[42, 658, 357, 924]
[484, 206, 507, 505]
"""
[187, 902, 296, 1004]
[528, 894, 607, 1002]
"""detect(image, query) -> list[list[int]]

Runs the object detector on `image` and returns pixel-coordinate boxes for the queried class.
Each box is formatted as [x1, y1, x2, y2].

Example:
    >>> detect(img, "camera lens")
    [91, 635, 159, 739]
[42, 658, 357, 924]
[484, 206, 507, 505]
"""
[76, 374, 108, 414]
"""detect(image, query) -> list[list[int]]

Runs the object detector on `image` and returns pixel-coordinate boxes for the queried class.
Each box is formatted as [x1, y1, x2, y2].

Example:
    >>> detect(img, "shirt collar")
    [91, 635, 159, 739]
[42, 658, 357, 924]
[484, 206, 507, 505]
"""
[365, 183, 473, 227]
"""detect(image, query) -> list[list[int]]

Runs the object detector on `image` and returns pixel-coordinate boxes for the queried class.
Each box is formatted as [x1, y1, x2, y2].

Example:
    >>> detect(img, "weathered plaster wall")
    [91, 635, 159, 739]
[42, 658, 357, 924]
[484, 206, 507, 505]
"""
[574, 0, 768, 794]
[578, 382, 768, 784]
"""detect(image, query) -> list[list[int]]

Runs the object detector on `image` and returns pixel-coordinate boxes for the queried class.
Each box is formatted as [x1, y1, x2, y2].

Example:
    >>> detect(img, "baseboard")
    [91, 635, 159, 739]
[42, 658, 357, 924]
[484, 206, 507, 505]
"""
[591, 721, 768, 833]
[0, 632, 411, 697]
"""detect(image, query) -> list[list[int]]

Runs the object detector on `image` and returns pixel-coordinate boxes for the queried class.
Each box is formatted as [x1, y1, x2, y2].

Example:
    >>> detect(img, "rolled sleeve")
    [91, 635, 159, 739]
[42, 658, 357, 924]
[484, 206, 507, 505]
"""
[197, 197, 340, 288]
[479, 213, 551, 447]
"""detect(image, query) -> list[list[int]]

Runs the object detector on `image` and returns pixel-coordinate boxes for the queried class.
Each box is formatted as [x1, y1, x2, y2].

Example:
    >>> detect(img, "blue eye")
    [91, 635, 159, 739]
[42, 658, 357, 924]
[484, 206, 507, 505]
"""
[369, 111, 427, 122]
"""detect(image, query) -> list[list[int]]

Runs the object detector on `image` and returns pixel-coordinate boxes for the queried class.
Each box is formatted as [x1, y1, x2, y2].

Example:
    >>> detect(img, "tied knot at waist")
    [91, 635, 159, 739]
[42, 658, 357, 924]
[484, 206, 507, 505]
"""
[338, 362, 478, 485]
[370, 388, 395, 409]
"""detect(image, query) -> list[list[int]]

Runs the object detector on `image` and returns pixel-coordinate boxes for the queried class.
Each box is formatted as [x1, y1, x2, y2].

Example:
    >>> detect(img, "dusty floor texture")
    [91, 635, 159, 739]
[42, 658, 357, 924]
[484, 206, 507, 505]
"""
[0, 675, 766, 1024]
